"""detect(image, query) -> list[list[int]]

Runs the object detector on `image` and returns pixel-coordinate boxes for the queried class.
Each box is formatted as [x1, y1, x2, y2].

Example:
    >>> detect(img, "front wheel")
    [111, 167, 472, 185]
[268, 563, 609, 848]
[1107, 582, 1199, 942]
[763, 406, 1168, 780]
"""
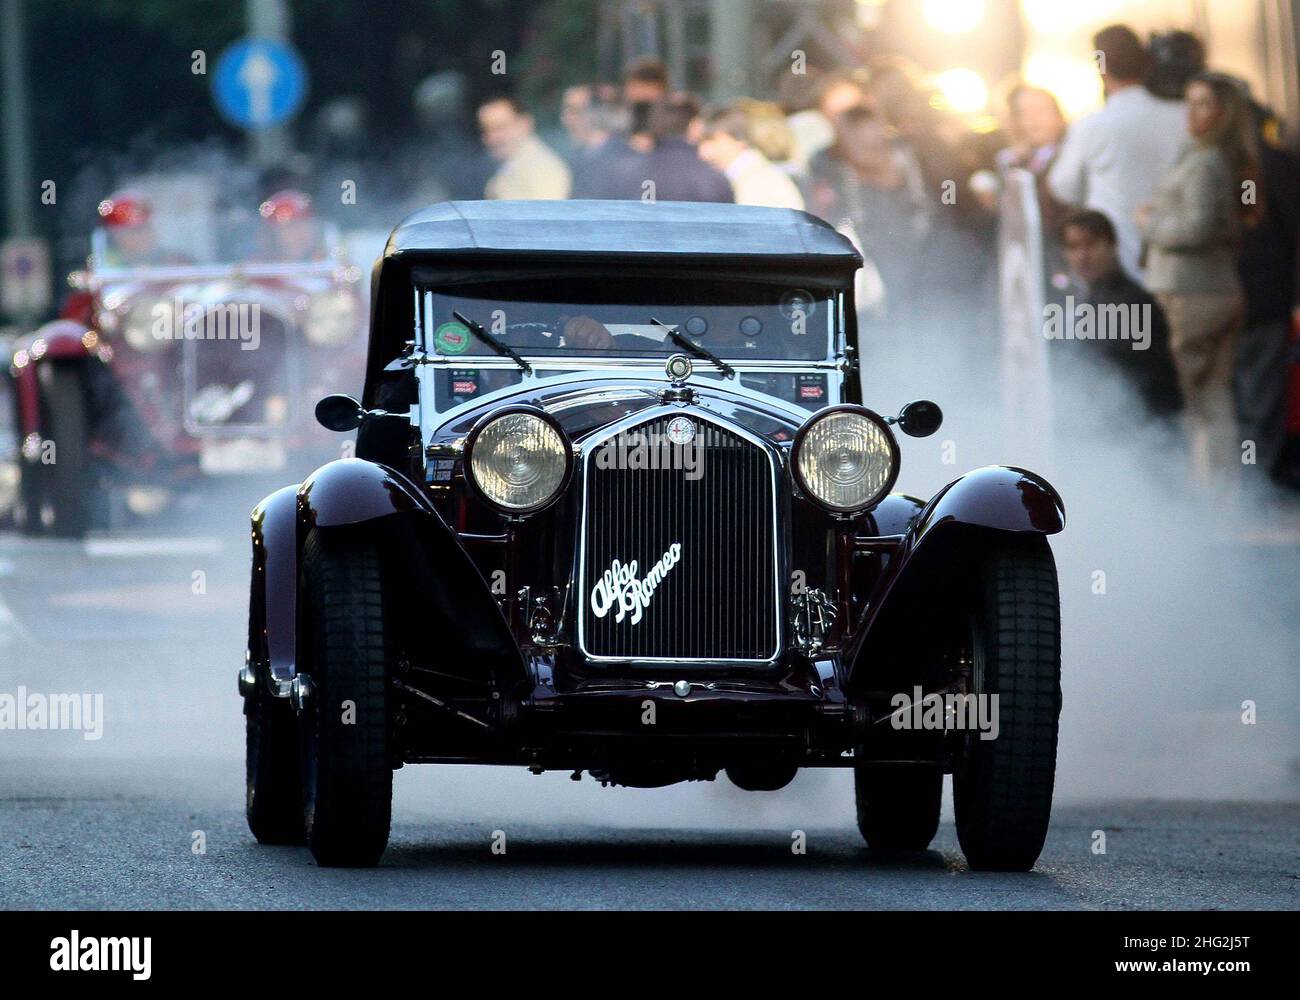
[245, 682, 306, 845]
[855, 763, 942, 851]
[17, 363, 93, 537]
[953, 536, 1061, 872]
[298, 529, 393, 867]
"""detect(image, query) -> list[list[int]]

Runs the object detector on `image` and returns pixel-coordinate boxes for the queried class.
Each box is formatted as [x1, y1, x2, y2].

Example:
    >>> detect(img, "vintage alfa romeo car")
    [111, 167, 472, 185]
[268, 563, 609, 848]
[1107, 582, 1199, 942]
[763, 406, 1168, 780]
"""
[8, 217, 364, 536]
[241, 201, 1065, 871]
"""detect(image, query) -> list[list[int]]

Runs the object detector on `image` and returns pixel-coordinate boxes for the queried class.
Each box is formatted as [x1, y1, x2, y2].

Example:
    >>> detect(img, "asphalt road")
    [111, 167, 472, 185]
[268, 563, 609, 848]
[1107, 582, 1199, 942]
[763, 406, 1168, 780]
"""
[1, 480, 1297, 910]
[2, 757, 1296, 910]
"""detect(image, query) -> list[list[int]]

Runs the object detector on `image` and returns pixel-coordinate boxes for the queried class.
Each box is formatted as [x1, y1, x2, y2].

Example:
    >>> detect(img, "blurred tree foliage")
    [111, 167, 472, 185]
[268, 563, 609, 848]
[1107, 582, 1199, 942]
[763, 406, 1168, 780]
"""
[25, 0, 243, 169]
[510, 0, 602, 108]
[21, 0, 598, 160]
[6, 0, 599, 242]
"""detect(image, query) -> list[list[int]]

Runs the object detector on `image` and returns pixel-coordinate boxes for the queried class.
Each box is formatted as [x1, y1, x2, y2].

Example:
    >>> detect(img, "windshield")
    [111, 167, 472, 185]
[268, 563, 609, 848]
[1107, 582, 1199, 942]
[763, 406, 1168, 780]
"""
[419, 278, 834, 362]
[89, 217, 341, 271]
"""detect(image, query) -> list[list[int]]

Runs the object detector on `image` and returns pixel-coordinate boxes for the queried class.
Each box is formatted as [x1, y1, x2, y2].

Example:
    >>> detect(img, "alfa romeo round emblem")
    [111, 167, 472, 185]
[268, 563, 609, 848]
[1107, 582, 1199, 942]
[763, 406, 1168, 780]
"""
[666, 415, 696, 445]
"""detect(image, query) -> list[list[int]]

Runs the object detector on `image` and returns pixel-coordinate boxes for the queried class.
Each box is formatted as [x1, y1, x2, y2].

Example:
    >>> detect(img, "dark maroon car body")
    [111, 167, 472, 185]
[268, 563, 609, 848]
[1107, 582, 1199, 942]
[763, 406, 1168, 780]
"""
[242, 201, 1065, 869]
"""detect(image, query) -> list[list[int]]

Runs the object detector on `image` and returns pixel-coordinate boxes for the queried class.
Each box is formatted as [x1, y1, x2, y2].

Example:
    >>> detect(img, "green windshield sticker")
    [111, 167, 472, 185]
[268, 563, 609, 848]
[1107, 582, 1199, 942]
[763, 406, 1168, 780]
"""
[434, 321, 471, 355]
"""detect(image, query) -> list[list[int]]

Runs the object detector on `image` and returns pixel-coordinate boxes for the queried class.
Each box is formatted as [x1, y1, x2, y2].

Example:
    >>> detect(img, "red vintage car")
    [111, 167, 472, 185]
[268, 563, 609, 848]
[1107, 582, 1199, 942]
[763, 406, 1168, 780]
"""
[8, 220, 366, 536]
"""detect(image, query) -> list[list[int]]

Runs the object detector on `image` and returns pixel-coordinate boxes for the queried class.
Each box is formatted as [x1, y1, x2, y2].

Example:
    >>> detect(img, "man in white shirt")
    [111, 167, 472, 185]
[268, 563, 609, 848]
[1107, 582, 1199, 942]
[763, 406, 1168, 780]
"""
[1048, 24, 1186, 282]
[697, 104, 805, 211]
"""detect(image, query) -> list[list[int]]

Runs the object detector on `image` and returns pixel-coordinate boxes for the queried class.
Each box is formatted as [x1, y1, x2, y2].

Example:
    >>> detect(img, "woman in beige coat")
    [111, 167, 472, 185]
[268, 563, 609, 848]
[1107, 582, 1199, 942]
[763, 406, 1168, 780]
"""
[1138, 73, 1258, 485]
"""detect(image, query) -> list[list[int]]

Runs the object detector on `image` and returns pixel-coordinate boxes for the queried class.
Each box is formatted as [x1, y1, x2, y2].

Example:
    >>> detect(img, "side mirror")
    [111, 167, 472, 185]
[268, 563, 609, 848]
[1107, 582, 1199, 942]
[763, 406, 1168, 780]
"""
[315, 394, 364, 432]
[896, 399, 943, 438]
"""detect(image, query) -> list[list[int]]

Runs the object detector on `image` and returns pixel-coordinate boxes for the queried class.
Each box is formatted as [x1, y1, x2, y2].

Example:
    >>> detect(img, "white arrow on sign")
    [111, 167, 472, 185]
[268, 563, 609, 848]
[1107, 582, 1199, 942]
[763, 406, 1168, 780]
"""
[237, 50, 279, 126]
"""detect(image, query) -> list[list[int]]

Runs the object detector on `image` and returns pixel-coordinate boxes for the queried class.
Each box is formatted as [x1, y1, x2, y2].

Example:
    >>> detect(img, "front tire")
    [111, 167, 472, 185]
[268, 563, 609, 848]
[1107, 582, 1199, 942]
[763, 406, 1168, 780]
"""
[298, 530, 393, 867]
[21, 363, 93, 538]
[953, 536, 1061, 872]
[14, 449, 44, 535]
[245, 683, 306, 845]
[855, 763, 942, 851]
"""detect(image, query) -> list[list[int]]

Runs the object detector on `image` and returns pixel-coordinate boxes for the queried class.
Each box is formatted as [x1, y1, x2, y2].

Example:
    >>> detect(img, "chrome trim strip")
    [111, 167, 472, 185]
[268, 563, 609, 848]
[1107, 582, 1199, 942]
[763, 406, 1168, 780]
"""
[71, 258, 347, 290]
[575, 406, 784, 667]
[409, 354, 846, 371]
[418, 367, 821, 446]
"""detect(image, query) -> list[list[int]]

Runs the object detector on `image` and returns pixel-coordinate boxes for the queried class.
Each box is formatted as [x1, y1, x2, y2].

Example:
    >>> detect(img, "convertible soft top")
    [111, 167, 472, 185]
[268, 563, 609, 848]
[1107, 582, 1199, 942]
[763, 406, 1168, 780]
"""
[386, 200, 862, 264]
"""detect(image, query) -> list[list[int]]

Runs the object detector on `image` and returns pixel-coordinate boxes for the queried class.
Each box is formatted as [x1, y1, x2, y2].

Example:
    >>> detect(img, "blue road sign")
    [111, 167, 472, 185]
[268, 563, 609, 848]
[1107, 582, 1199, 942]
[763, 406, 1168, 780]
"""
[212, 38, 307, 130]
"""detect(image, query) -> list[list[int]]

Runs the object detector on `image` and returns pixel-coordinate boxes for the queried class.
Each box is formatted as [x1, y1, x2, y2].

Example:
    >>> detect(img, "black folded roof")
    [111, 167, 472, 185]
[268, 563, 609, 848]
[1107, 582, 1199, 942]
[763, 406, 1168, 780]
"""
[385, 200, 862, 267]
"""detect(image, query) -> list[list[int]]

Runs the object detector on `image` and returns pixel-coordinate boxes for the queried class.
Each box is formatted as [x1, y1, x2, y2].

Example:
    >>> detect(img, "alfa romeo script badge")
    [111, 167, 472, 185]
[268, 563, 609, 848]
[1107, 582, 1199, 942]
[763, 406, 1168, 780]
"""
[590, 543, 682, 625]
[666, 415, 696, 445]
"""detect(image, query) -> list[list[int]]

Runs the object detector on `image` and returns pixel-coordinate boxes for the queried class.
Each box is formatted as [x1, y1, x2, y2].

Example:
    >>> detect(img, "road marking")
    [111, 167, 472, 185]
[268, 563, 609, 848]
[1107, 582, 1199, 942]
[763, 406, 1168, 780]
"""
[1235, 526, 1300, 546]
[84, 537, 225, 558]
[0, 591, 37, 647]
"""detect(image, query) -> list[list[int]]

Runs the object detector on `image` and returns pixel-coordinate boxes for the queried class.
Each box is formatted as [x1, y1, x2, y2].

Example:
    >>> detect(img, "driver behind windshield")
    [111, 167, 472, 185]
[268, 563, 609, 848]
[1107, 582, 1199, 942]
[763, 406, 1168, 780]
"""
[559, 314, 614, 351]
[256, 189, 326, 262]
[468, 314, 654, 353]
[62, 190, 189, 325]
[97, 189, 190, 268]
[556, 314, 670, 353]
[453, 308, 795, 358]
[559, 311, 790, 358]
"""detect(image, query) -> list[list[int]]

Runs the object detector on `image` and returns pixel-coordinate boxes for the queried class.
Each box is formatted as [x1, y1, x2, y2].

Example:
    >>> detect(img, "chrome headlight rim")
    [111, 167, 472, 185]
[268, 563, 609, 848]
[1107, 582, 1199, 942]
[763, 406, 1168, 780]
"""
[464, 405, 573, 516]
[121, 295, 175, 353]
[304, 288, 360, 346]
[791, 404, 899, 515]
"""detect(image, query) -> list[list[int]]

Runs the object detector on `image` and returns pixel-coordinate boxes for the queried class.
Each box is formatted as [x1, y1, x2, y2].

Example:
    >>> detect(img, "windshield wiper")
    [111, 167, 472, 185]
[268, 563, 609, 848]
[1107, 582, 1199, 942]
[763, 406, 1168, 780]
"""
[451, 310, 532, 375]
[650, 317, 735, 379]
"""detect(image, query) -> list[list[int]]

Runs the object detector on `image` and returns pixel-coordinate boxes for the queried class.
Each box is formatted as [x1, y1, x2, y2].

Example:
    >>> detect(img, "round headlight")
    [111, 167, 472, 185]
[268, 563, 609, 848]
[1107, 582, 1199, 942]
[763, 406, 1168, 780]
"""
[792, 406, 898, 514]
[122, 296, 173, 352]
[305, 289, 359, 346]
[467, 409, 571, 514]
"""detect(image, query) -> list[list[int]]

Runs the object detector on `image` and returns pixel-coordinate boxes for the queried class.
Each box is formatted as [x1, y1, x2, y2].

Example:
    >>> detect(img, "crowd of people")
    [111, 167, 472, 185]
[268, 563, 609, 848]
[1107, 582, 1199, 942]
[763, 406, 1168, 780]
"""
[477, 55, 997, 336]
[76, 27, 1298, 496]
[471, 29, 1298, 494]
[1022, 25, 1299, 495]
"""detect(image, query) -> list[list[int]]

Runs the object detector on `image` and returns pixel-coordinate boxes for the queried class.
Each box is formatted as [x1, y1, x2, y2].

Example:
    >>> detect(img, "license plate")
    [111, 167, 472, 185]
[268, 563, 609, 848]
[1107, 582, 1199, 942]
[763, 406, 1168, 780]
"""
[199, 438, 286, 475]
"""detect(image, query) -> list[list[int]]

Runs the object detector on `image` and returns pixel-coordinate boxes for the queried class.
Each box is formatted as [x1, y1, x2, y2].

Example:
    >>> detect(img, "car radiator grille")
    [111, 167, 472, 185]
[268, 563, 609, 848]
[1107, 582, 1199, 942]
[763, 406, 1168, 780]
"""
[580, 415, 779, 661]
[184, 314, 289, 433]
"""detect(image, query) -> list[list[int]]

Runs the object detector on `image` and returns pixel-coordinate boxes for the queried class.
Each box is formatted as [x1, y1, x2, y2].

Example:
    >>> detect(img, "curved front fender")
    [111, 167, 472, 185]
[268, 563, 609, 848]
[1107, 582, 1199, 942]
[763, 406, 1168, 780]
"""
[298, 457, 429, 527]
[250, 459, 525, 695]
[12, 320, 93, 365]
[250, 485, 300, 691]
[912, 465, 1064, 541]
[10, 321, 94, 438]
[251, 460, 423, 691]
[846, 466, 1063, 692]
